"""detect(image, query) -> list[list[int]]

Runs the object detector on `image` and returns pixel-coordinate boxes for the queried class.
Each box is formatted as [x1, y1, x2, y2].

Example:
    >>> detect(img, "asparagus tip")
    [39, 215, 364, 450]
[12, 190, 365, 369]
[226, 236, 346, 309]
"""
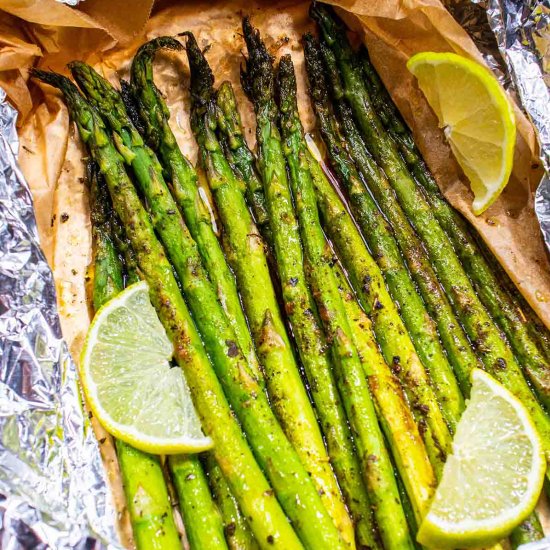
[182, 31, 215, 103]
[135, 36, 183, 61]
[240, 17, 274, 104]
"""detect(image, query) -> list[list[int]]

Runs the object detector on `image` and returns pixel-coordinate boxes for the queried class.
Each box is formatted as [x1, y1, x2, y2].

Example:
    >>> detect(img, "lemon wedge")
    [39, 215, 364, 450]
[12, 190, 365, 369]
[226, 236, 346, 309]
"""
[407, 52, 516, 215]
[80, 281, 213, 454]
[418, 369, 545, 548]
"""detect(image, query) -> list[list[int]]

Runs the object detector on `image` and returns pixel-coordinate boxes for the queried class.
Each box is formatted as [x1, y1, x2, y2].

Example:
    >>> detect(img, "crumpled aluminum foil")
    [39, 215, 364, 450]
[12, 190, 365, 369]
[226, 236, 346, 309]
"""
[0, 0, 549, 548]
[480, 0, 550, 250]
[0, 87, 121, 549]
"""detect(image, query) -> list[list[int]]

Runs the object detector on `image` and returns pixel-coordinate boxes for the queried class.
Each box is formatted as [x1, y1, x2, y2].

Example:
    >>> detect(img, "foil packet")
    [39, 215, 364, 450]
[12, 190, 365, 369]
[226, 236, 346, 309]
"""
[0, 87, 121, 549]
[1, 0, 549, 548]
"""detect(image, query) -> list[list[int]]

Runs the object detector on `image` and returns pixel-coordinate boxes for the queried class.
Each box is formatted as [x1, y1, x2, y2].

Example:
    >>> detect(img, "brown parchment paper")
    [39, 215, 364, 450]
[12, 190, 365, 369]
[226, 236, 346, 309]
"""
[2, 0, 550, 545]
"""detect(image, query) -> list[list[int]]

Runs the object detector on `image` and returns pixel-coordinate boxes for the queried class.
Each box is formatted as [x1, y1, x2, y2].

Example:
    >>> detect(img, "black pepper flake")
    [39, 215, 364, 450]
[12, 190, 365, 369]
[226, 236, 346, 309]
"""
[50, 214, 56, 227]
[374, 299, 383, 310]
[185, 473, 196, 481]
[226, 340, 239, 358]
[267, 535, 275, 544]
[60, 212, 70, 223]
[495, 357, 507, 370]
[289, 277, 298, 287]
[71, 269, 78, 276]
[362, 275, 372, 293]
[98, 437, 106, 444]
[415, 403, 429, 415]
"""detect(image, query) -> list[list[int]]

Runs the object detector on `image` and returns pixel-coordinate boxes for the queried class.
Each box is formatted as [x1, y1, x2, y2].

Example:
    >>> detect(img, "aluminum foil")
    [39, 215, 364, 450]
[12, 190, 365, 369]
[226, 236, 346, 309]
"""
[0, 87, 121, 550]
[481, 0, 550, 250]
[0, 0, 549, 548]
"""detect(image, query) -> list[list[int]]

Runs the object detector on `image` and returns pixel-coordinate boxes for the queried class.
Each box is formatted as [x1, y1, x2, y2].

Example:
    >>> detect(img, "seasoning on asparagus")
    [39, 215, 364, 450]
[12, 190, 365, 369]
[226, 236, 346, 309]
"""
[204, 454, 260, 550]
[128, 38, 262, 382]
[87, 159, 183, 550]
[215, 81, 272, 244]
[306, 153, 437, 522]
[34, 69, 306, 550]
[182, 31, 351, 549]
[358, 43, 546, 545]
[169, 455, 228, 550]
[311, 4, 550, 466]
[316, 37, 466, 427]
[359, 45, 550, 409]
[303, 34, 452, 476]
[277, 53, 413, 550]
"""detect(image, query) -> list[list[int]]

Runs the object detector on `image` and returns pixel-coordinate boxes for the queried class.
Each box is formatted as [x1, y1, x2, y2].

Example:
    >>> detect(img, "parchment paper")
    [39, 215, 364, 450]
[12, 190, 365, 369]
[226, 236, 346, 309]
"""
[1, 0, 549, 545]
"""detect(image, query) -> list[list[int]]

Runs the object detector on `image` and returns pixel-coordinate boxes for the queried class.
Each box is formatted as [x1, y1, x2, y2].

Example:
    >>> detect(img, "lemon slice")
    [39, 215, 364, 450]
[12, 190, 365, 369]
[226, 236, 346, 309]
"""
[418, 369, 545, 548]
[407, 52, 516, 215]
[80, 281, 213, 454]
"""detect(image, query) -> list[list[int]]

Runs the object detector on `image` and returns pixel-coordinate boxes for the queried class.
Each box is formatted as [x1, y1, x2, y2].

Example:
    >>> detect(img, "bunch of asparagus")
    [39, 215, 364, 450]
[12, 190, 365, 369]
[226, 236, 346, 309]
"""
[31, 3, 550, 549]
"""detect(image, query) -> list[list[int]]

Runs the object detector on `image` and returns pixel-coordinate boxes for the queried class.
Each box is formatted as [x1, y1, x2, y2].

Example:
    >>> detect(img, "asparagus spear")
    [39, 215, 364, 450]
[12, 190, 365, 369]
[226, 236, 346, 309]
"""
[70, 61, 348, 550]
[306, 154, 437, 520]
[169, 455, 228, 550]
[359, 45, 550, 408]
[303, 35, 452, 476]
[204, 454, 260, 550]
[318, 38, 479, 400]
[358, 45, 547, 545]
[311, 4, 550, 459]
[215, 82, 272, 244]
[87, 160, 182, 550]
[34, 69, 306, 550]
[182, 31, 351, 549]
[119, 74, 260, 546]
[89, 160, 124, 310]
[93, 158, 237, 550]
[316, 38, 466, 424]
[277, 53, 413, 550]
[128, 38, 262, 382]
[213, 65, 437, 530]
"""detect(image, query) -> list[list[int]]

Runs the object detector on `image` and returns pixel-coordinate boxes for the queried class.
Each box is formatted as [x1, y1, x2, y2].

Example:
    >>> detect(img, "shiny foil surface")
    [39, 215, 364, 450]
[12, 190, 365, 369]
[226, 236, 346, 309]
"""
[481, 0, 550, 250]
[0, 88, 121, 549]
[0, 0, 549, 548]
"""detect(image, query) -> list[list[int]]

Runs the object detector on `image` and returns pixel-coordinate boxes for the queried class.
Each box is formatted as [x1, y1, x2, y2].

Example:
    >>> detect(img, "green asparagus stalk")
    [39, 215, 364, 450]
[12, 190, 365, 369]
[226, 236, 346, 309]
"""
[71, 60, 349, 550]
[89, 161, 124, 310]
[119, 78, 260, 541]
[359, 45, 550, 408]
[311, 4, 550, 461]
[509, 511, 545, 548]
[110, 215, 140, 286]
[71, 58, 341, 547]
[318, 38, 479, 399]
[214, 82, 272, 244]
[303, 35, 452, 476]
[93, 158, 233, 550]
[204, 454, 260, 550]
[169, 455, 228, 550]
[316, 38, 466, 424]
[182, 31, 351, 549]
[277, 53, 412, 550]
[87, 160, 182, 550]
[358, 45, 547, 545]
[306, 154, 437, 521]
[33, 69, 305, 550]
[128, 38, 262, 382]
